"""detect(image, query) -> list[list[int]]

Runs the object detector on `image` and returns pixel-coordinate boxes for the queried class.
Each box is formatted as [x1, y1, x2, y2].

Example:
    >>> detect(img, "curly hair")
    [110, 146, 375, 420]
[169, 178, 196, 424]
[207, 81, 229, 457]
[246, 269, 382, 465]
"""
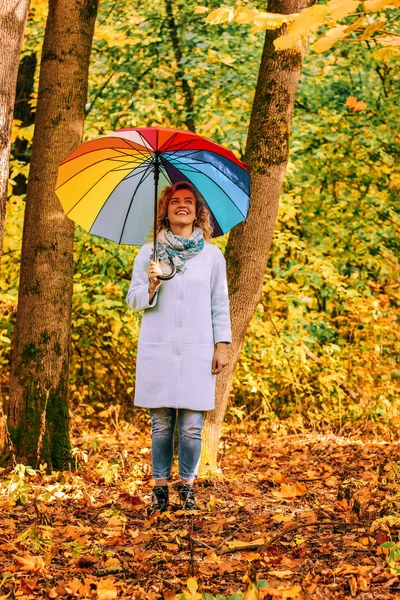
[155, 181, 213, 241]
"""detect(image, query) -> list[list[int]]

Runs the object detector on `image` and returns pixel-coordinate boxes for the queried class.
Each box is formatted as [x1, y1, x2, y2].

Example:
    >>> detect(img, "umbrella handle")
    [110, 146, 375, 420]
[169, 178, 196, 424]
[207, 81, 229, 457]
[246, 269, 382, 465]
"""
[157, 263, 177, 281]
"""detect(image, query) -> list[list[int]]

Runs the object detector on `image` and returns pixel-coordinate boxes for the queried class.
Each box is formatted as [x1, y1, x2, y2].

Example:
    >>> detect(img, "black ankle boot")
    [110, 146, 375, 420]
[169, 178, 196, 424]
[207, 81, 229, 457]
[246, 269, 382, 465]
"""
[150, 485, 169, 513]
[177, 482, 198, 510]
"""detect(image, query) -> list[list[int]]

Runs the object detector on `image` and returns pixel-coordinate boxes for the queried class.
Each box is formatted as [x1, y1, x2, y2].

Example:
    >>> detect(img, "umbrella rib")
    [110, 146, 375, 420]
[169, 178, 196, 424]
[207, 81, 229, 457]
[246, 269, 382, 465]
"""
[160, 134, 245, 168]
[164, 150, 249, 193]
[159, 157, 173, 185]
[163, 155, 247, 219]
[56, 150, 151, 192]
[159, 131, 181, 153]
[118, 162, 155, 245]
[64, 160, 151, 216]
[108, 133, 154, 161]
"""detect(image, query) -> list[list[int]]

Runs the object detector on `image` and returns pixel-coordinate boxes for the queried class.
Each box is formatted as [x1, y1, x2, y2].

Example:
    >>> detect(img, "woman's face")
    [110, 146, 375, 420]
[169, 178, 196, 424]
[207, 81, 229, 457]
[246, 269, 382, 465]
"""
[167, 188, 197, 227]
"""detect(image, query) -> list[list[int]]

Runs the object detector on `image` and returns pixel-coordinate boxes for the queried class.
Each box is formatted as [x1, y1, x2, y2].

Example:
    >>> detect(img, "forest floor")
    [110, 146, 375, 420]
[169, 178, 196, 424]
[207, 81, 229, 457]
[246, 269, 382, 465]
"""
[1, 419, 400, 600]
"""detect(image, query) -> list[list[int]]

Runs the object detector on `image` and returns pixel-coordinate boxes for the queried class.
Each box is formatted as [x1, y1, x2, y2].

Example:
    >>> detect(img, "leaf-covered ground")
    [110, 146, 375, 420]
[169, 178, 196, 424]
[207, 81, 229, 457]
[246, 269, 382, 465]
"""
[1, 422, 400, 599]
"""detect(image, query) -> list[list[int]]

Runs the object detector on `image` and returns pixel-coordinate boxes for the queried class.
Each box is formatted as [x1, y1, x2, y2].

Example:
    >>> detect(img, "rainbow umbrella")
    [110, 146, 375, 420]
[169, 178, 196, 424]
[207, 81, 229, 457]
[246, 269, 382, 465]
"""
[56, 126, 250, 278]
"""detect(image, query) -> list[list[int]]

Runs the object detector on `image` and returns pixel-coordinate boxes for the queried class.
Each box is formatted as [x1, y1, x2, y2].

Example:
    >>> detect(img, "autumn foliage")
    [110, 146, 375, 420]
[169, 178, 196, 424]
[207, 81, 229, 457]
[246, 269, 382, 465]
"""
[0, 0, 400, 596]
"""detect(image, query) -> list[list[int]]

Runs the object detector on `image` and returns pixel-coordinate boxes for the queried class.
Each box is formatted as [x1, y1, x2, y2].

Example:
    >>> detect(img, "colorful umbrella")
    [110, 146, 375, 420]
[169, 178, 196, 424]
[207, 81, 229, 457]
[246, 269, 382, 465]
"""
[56, 126, 250, 278]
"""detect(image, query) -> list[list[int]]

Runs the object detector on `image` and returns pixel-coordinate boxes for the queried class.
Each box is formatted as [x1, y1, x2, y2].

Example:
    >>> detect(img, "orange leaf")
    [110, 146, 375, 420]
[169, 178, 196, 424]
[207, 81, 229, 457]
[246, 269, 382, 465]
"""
[97, 578, 118, 600]
[271, 482, 307, 499]
[345, 95, 358, 108]
[13, 552, 45, 573]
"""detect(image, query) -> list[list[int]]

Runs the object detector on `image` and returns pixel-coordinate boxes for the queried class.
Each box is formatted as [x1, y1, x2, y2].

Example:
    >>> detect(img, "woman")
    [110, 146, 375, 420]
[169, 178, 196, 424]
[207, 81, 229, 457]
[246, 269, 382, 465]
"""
[126, 181, 231, 512]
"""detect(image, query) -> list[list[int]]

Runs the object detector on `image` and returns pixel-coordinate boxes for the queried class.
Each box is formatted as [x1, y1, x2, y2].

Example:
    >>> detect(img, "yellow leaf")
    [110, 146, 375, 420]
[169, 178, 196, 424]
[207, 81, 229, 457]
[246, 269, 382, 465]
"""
[273, 33, 303, 51]
[194, 5, 209, 14]
[364, 0, 400, 10]
[377, 34, 400, 45]
[327, 0, 360, 20]
[268, 569, 293, 579]
[282, 585, 302, 599]
[358, 20, 386, 40]
[374, 45, 400, 60]
[186, 577, 198, 595]
[288, 4, 330, 37]
[220, 55, 236, 65]
[344, 15, 367, 33]
[253, 12, 290, 30]
[243, 581, 259, 600]
[235, 9, 259, 24]
[313, 25, 348, 53]
[272, 513, 294, 523]
[205, 6, 235, 25]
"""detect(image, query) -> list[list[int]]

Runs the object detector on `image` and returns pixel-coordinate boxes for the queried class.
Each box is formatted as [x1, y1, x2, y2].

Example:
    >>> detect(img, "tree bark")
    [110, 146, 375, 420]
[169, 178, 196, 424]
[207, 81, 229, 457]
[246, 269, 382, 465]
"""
[201, 0, 313, 472]
[164, 0, 196, 132]
[0, 0, 30, 261]
[7, 0, 98, 469]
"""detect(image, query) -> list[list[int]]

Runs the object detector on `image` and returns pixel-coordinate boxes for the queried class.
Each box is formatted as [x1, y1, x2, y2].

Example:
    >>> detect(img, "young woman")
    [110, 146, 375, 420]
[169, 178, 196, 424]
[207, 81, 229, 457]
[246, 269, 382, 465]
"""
[126, 181, 231, 512]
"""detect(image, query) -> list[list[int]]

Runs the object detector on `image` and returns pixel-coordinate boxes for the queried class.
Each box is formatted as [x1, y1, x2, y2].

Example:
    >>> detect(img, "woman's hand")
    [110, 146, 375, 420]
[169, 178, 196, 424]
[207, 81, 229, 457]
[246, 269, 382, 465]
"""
[147, 260, 163, 290]
[212, 344, 229, 375]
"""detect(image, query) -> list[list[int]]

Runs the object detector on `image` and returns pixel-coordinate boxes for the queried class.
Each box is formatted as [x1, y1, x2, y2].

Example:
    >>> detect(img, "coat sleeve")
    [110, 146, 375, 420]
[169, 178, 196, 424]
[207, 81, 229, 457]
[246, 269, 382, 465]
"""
[211, 248, 232, 344]
[126, 247, 159, 312]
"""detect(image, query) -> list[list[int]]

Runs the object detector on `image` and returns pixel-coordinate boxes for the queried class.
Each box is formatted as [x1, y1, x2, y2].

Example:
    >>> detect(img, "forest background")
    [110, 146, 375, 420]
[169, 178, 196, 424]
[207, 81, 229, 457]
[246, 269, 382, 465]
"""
[2, 0, 399, 437]
[0, 1, 400, 598]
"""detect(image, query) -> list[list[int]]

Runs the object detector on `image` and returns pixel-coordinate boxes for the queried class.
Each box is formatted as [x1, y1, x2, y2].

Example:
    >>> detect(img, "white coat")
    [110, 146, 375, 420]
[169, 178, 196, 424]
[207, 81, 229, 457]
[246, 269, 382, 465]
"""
[126, 242, 232, 410]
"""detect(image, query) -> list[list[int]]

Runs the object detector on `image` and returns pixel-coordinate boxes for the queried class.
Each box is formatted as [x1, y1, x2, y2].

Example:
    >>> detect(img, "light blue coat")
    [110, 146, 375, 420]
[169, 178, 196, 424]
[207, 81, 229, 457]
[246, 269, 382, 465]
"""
[126, 242, 232, 410]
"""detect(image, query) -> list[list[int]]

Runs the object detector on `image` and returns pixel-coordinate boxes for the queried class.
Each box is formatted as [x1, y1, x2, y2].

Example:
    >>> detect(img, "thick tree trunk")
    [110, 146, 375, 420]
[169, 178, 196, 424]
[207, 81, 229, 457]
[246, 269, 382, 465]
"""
[201, 0, 313, 472]
[7, 0, 98, 469]
[0, 0, 30, 260]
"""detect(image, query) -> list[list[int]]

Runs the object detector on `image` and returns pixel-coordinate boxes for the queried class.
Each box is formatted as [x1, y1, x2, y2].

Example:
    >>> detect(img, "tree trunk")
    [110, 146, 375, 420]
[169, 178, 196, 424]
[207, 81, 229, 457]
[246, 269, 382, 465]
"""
[164, 0, 196, 132]
[201, 0, 313, 472]
[7, 0, 98, 469]
[12, 52, 37, 196]
[0, 0, 30, 260]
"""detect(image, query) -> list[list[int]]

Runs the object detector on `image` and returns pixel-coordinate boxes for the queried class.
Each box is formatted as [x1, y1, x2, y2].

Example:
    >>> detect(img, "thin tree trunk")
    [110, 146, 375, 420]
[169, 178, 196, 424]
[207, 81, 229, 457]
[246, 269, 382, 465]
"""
[201, 0, 313, 472]
[0, 0, 30, 261]
[7, 0, 98, 469]
[12, 52, 37, 196]
[164, 0, 196, 132]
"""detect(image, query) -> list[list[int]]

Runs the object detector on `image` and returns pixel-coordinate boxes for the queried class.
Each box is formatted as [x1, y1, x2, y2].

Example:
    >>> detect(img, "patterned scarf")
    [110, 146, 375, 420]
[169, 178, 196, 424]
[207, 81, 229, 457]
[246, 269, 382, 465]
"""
[150, 227, 205, 272]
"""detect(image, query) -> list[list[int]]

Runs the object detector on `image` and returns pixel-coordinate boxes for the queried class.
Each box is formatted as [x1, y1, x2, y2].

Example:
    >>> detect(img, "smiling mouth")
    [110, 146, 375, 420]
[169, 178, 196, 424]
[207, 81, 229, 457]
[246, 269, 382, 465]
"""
[176, 211, 189, 215]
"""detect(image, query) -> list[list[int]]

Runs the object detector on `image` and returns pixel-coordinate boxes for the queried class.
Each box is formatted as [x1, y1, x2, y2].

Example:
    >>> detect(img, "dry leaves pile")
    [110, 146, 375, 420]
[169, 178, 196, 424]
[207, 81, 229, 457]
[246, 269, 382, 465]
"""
[1, 423, 400, 599]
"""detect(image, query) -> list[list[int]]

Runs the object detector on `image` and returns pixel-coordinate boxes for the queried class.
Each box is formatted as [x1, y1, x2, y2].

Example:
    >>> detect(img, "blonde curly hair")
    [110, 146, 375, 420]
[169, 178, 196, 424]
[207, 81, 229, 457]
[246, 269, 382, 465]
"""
[155, 181, 213, 241]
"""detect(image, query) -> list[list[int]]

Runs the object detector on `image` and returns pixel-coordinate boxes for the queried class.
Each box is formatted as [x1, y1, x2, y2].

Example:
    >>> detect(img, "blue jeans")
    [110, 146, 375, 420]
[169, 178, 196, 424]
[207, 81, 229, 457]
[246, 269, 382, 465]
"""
[150, 408, 205, 482]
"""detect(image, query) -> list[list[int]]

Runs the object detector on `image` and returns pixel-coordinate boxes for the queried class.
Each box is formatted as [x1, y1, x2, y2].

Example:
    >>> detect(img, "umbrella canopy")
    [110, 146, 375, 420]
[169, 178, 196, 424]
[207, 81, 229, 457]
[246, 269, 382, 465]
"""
[56, 127, 250, 246]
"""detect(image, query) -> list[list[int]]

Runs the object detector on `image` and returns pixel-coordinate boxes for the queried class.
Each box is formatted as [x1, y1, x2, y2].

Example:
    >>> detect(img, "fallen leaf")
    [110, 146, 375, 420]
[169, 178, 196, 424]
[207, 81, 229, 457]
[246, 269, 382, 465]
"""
[12, 552, 45, 573]
[242, 552, 260, 562]
[97, 578, 118, 600]
[350, 575, 357, 596]
[268, 570, 293, 579]
[228, 538, 265, 549]
[271, 482, 307, 499]
[186, 577, 198, 595]
[283, 585, 302, 599]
